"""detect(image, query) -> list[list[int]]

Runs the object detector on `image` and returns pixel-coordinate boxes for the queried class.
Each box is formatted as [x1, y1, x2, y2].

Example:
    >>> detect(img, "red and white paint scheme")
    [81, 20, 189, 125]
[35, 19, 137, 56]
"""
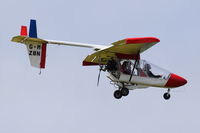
[11, 19, 187, 100]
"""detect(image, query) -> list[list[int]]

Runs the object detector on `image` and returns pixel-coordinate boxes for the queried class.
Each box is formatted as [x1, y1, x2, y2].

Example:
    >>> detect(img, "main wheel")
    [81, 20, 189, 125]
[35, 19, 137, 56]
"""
[163, 93, 171, 100]
[114, 90, 122, 99]
[121, 88, 129, 96]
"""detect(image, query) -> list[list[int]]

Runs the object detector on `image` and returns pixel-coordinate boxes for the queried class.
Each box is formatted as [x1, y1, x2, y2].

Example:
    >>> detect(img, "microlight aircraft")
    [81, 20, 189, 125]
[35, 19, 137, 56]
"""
[11, 20, 187, 100]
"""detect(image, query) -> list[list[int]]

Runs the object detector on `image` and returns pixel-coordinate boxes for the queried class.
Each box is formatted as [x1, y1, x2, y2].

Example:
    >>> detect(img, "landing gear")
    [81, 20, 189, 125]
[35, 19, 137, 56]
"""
[113, 87, 129, 99]
[163, 88, 171, 100]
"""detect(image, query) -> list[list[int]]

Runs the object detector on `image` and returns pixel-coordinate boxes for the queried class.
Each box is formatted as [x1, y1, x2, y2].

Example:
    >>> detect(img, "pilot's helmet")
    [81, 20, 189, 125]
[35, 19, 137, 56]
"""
[145, 64, 151, 69]
[122, 61, 128, 65]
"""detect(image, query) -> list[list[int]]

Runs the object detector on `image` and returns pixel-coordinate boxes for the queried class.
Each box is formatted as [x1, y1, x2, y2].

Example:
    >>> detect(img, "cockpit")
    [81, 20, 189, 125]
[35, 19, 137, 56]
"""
[119, 59, 170, 80]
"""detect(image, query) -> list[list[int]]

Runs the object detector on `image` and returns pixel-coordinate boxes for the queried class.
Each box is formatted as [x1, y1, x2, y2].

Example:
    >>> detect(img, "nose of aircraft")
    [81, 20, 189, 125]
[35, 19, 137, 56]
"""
[165, 73, 187, 88]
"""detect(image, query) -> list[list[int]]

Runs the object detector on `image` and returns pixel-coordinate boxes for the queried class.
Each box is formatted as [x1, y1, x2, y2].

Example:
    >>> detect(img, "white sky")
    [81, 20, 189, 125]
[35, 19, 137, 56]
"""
[0, 0, 199, 133]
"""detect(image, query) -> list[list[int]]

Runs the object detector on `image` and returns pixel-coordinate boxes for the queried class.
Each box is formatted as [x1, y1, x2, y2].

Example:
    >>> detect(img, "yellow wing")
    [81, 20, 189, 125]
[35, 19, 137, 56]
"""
[83, 37, 160, 66]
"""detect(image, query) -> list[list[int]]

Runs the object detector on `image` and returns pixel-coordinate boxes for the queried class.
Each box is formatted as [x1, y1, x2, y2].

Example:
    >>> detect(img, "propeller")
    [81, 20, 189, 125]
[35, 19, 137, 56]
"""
[97, 65, 103, 86]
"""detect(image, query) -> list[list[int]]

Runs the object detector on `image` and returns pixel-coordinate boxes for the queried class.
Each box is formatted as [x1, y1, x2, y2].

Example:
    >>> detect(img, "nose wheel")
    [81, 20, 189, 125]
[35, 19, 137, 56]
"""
[163, 88, 171, 100]
[113, 87, 129, 99]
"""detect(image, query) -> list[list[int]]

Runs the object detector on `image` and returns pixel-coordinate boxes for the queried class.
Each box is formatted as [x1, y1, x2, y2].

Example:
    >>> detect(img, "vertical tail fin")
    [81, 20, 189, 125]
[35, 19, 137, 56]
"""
[29, 19, 37, 38]
[20, 26, 27, 36]
[26, 19, 47, 69]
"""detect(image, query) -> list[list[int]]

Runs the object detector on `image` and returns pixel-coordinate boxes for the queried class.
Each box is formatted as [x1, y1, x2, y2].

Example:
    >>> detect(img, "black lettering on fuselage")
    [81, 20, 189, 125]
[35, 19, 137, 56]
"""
[37, 51, 40, 56]
[37, 45, 41, 50]
[29, 44, 33, 49]
[29, 51, 40, 56]
[29, 51, 32, 55]
[33, 51, 37, 56]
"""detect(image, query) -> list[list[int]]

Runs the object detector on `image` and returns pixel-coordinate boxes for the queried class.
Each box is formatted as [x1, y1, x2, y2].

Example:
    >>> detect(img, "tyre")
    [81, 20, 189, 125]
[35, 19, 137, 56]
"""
[121, 88, 129, 96]
[114, 90, 122, 99]
[163, 93, 171, 100]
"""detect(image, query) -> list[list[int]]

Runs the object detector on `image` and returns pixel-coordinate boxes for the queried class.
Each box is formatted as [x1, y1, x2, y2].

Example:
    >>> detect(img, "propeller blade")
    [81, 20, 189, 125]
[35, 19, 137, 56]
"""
[97, 69, 101, 86]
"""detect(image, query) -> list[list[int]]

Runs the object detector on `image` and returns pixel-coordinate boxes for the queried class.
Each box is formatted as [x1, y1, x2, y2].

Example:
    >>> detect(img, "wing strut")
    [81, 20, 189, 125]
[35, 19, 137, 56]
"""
[129, 52, 140, 82]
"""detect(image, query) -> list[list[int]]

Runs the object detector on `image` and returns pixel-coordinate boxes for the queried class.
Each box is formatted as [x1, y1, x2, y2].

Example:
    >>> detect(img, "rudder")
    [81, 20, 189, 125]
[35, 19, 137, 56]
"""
[29, 19, 37, 38]
[26, 19, 47, 69]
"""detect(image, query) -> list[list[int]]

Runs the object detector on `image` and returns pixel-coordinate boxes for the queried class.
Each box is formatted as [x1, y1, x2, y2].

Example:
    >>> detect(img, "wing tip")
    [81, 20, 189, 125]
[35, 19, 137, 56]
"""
[125, 37, 160, 44]
[82, 61, 99, 66]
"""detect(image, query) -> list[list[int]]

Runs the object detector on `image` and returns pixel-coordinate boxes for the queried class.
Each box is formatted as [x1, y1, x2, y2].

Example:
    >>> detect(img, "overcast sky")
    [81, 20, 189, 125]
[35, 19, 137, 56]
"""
[0, 0, 199, 133]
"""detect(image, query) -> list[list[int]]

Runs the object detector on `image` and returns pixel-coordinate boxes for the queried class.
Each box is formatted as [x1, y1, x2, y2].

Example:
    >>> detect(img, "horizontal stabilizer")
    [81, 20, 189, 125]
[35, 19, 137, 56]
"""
[11, 35, 47, 44]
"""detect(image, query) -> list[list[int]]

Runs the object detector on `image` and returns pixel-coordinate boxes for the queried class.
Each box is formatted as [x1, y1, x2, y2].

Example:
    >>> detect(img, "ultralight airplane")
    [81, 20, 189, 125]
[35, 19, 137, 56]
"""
[11, 19, 187, 100]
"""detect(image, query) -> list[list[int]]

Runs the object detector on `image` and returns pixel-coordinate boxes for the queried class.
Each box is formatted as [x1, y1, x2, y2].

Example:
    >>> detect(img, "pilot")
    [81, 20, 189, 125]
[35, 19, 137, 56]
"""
[145, 64, 161, 78]
[121, 61, 131, 75]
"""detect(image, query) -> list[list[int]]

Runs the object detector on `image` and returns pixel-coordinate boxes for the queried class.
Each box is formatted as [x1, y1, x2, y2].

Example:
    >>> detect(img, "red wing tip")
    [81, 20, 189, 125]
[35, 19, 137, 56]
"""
[115, 53, 140, 60]
[125, 37, 160, 44]
[82, 61, 99, 66]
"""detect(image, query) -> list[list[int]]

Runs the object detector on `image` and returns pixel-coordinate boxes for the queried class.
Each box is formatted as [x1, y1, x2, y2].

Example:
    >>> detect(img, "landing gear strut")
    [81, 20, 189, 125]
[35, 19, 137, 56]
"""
[113, 87, 129, 99]
[163, 88, 171, 100]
